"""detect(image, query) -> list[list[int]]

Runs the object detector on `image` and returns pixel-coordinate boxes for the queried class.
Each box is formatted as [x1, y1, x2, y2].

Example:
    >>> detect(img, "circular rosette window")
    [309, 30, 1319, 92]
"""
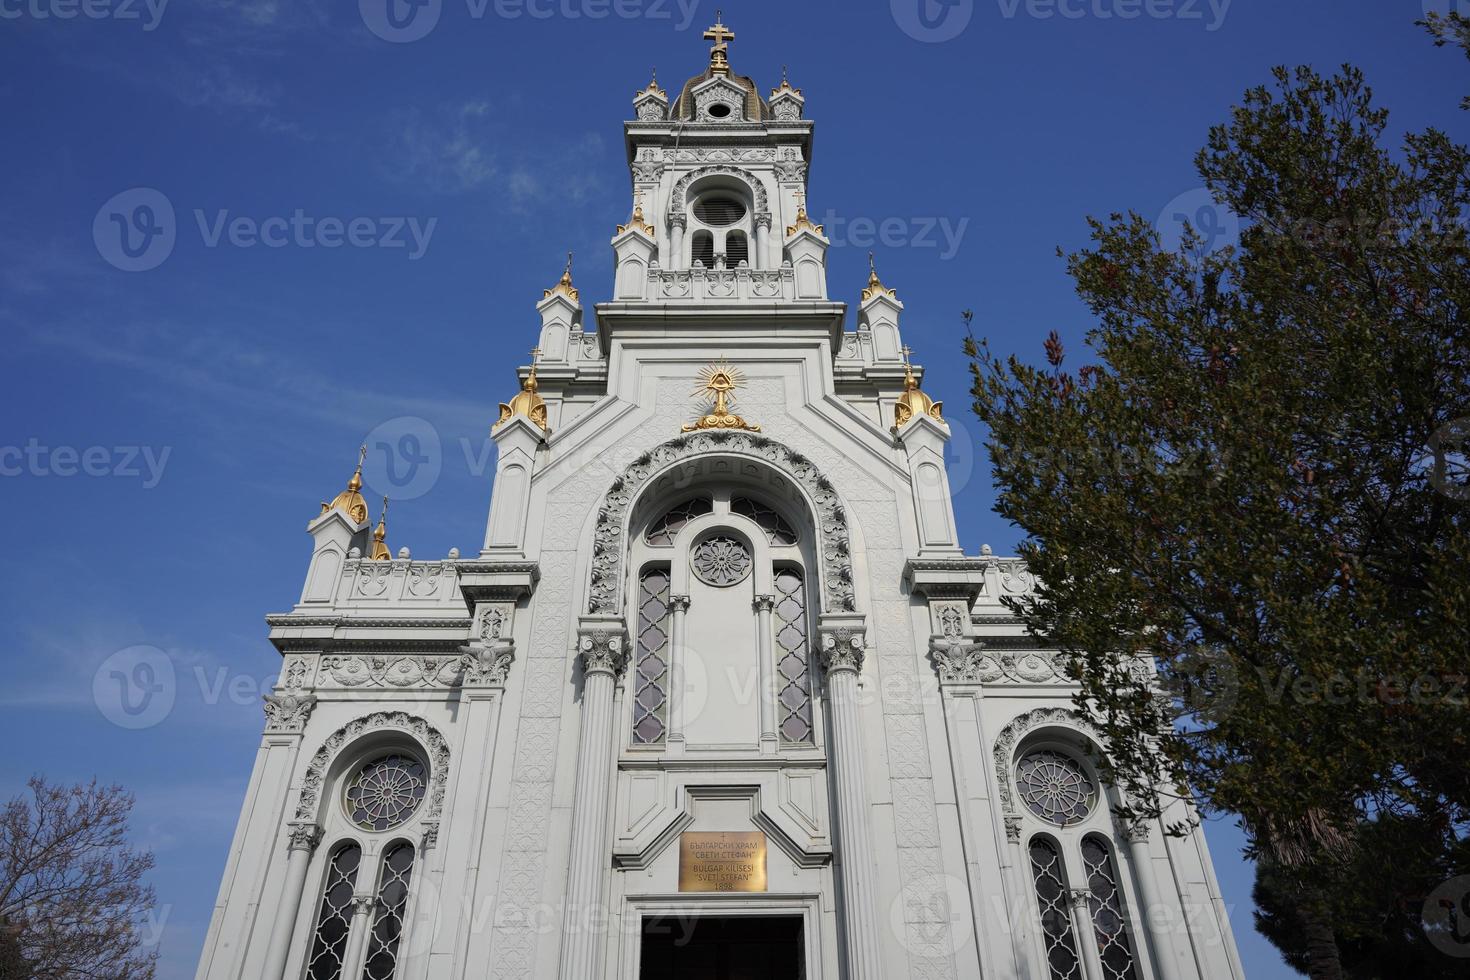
[344, 753, 428, 831]
[1016, 750, 1097, 826]
[690, 535, 753, 587]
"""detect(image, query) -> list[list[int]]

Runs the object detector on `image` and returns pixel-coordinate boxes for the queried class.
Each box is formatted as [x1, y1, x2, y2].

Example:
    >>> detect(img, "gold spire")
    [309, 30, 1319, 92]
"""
[370, 497, 392, 560]
[703, 11, 734, 75]
[320, 446, 371, 525]
[543, 252, 579, 302]
[862, 250, 898, 303]
[770, 64, 801, 99]
[785, 189, 824, 238]
[681, 358, 761, 433]
[894, 345, 944, 428]
[641, 67, 667, 100]
[617, 191, 655, 237]
[496, 347, 550, 433]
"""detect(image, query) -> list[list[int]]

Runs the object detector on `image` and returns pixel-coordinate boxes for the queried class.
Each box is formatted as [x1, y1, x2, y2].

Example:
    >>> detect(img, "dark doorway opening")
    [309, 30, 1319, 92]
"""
[639, 915, 804, 980]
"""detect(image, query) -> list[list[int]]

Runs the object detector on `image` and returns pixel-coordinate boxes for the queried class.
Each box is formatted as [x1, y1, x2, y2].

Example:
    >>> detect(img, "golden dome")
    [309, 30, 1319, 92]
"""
[320, 446, 371, 525]
[894, 348, 943, 429]
[369, 497, 391, 561]
[496, 354, 549, 433]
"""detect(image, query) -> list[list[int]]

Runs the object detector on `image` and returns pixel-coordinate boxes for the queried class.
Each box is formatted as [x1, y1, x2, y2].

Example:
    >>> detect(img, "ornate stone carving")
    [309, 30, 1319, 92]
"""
[351, 895, 377, 916]
[937, 605, 966, 639]
[992, 707, 1103, 817]
[420, 821, 440, 850]
[635, 101, 665, 121]
[407, 562, 446, 597]
[995, 559, 1036, 595]
[476, 605, 506, 642]
[818, 627, 866, 674]
[771, 100, 802, 122]
[286, 821, 324, 852]
[773, 161, 807, 182]
[1003, 814, 1024, 843]
[578, 628, 629, 676]
[320, 656, 465, 689]
[691, 536, 753, 586]
[632, 160, 666, 181]
[1066, 887, 1094, 912]
[587, 431, 855, 615]
[928, 638, 996, 685]
[673, 147, 775, 163]
[294, 711, 450, 825]
[671, 165, 769, 216]
[282, 657, 311, 691]
[262, 693, 317, 733]
[458, 638, 516, 687]
[355, 562, 392, 597]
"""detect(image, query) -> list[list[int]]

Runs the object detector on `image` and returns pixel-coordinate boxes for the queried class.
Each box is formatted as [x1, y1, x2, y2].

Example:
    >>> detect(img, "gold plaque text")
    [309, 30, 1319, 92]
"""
[678, 831, 767, 893]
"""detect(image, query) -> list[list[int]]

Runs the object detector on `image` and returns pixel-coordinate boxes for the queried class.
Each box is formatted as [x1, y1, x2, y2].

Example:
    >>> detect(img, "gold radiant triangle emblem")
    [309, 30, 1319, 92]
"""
[682, 359, 761, 432]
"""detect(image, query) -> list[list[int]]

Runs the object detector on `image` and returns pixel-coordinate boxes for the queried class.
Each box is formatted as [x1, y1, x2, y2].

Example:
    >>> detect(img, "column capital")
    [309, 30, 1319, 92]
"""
[752, 594, 775, 613]
[577, 618, 630, 677]
[928, 636, 992, 686]
[286, 821, 324, 853]
[1122, 818, 1151, 844]
[263, 693, 317, 735]
[1066, 887, 1094, 913]
[817, 618, 867, 675]
[351, 895, 377, 917]
[1003, 814, 1024, 843]
[670, 594, 692, 613]
[458, 638, 516, 688]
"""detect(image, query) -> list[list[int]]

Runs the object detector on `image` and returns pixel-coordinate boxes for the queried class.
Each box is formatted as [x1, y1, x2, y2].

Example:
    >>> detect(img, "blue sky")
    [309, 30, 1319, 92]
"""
[2, 1, 1466, 977]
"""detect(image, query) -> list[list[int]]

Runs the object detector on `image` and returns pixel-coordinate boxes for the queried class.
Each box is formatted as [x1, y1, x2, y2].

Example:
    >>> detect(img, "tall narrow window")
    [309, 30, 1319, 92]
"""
[633, 566, 672, 744]
[773, 567, 813, 743]
[691, 232, 714, 268]
[1082, 835, 1140, 980]
[1029, 836, 1083, 980]
[360, 841, 416, 980]
[306, 842, 362, 980]
[726, 231, 749, 267]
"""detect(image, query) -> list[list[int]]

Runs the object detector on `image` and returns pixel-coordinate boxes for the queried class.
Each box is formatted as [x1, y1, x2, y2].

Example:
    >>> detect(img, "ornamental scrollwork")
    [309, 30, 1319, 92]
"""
[817, 627, 866, 674]
[587, 431, 855, 616]
[992, 707, 1103, 817]
[457, 638, 515, 687]
[294, 711, 450, 825]
[320, 655, 465, 689]
[262, 693, 317, 733]
[286, 821, 324, 853]
[578, 629, 630, 677]
[671, 165, 769, 216]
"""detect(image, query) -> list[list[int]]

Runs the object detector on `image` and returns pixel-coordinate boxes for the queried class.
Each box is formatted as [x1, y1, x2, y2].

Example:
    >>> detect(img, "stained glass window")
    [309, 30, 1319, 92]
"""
[645, 498, 712, 546]
[306, 842, 362, 980]
[633, 566, 671, 744]
[731, 496, 798, 545]
[1029, 837, 1083, 980]
[1017, 750, 1097, 827]
[344, 755, 428, 832]
[773, 567, 813, 743]
[1083, 835, 1140, 980]
[360, 841, 416, 980]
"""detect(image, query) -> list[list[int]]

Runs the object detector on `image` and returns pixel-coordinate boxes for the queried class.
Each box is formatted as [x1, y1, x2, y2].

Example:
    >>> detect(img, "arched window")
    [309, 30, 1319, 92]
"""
[725, 230, 749, 267]
[773, 566, 812, 743]
[360, 841, 416, 980]
[691, 231, 714, 268]
[633, 565, 672, 744]
[306, 842, 362, 980]
[646, 498, 713, 546]
[1082, 835, 1140, 980]
[1028, 836, 1083, 980]
[731, 496, 798, 545]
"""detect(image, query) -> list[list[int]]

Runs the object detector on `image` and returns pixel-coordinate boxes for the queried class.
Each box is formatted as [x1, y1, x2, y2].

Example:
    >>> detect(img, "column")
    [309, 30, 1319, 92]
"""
[754, 214, 771, 269]
[1126, 821, 1182, 980]
[668, 214, 686, 270]
[261, 821, 323, 980]
[558, 622, 630, 980]
[342, 894, 377, 980]
[817, 621, 883, 980]
[753, 595, 777, 753]
[667, 595, 691, 754]
[1068, 888, 1105, 980]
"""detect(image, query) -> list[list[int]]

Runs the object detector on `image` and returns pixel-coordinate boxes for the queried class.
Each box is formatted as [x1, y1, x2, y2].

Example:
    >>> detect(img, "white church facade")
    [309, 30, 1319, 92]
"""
[196, 19, 1245, 980]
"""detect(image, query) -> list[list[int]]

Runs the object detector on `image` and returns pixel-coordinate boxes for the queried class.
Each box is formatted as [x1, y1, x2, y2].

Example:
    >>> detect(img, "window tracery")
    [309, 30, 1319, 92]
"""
[645, 497, 713, 546]
[1082, 835, 1140, 980]
[306, 843, 361, 980]
[633, 566, 672, 743]
[1029, 836, 1083, 980]
[360, 841, 416, 980]
[731, 495, 798, 545]
[774, 567, 813, 743]
[690, 535, 753, 586]
[344, 754, 428, 832]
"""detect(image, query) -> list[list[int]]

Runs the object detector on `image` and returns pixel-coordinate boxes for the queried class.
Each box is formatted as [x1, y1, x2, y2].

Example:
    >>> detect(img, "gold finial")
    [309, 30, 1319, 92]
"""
[618, 190, 655, 237]
[544, 251, 579, 302]
[496, 347, 549, 433]
[771, 64, 801, 99]
[681, 358, 761, 433]
[639, 67, 667, 100]
[320, 445, 371, 524]
[785, 189, 824, 238]
[894, 345, 944, 429]
[703, 11, 735, 75]
[370, 496, 392, 560]
[862, 251, 898, 302]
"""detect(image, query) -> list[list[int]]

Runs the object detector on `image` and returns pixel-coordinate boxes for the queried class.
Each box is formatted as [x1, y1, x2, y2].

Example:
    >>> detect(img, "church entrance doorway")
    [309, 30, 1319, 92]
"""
[638, 915, 804, 980]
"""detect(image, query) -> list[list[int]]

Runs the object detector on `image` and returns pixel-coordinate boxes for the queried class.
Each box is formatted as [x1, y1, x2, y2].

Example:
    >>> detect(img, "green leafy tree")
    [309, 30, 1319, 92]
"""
[965, 60, 1470, 980]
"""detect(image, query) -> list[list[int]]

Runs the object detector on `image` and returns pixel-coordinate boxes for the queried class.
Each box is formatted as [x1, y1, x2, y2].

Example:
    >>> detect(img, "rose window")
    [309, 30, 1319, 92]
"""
[690, 535, 753, 586]
[344, 754, 428, 831]
[1016, 750, 1096, 826]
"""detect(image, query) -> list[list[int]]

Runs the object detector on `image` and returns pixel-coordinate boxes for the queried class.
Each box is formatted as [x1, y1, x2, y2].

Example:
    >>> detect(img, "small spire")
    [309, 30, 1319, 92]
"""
[617, 190, 655, 237]
[771, 64, 801, 98]
[862, 251, 898, 302]
[786, 189, 824, 238]
[370, 496, 391, 560]
[893, 344, 944, 428]
[320, 445, 370, 524]
[543, 251, 579, 302]
[496, 347, 550, 433]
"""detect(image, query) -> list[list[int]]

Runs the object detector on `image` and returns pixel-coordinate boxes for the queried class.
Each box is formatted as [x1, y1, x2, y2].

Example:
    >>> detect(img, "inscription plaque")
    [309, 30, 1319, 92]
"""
[677, 831, 767, 892]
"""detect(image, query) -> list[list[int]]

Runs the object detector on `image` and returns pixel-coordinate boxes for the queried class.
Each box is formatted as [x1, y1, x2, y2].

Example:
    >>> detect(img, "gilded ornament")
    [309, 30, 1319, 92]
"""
[320, 445, 371, 525]
[496, 347, 550, 433]
[894, 345, 945, 428]
[681, 359, 761, 433]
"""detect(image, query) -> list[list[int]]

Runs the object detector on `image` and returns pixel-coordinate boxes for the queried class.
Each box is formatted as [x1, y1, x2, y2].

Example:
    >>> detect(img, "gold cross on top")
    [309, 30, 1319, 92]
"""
[703, 12, 734, 46]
